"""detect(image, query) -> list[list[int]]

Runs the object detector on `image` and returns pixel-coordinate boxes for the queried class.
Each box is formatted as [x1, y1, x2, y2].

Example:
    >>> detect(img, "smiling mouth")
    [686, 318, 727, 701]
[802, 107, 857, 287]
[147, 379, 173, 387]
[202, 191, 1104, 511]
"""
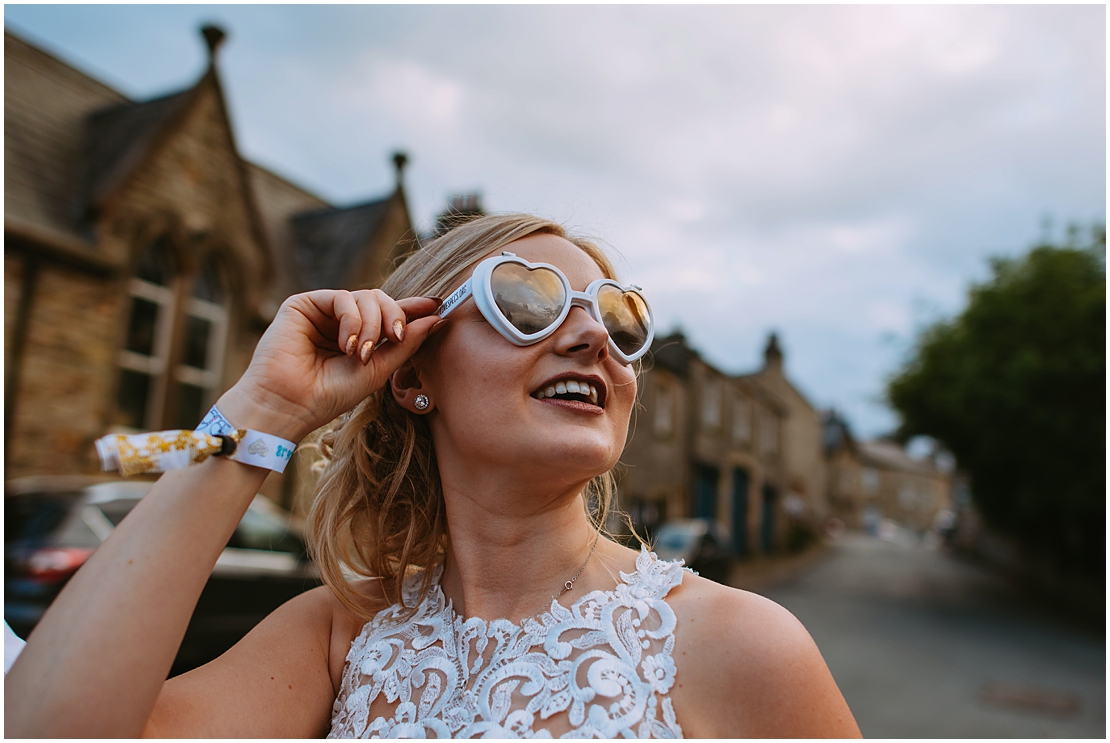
[532, 379, 603, 408]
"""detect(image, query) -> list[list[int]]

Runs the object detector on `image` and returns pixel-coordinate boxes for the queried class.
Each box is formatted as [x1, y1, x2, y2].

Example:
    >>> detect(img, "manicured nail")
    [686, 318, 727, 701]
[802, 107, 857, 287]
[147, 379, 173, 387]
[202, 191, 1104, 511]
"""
[360, 340, 374, 364]
[393, 319, 405, 343]
[428, 318, 449, 337]
[423, 296, 443, 307]
[345, 334, 358, 356]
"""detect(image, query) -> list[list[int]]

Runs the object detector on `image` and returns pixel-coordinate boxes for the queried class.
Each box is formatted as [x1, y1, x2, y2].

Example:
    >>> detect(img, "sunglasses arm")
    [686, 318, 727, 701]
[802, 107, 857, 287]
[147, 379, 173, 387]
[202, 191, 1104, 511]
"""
[437, 280, 473, 318]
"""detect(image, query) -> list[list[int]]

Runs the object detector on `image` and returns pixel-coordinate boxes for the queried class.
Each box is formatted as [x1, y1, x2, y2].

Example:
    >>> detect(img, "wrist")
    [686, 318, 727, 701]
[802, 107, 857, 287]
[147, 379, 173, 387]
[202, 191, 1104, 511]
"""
[215, 384, 316, 444]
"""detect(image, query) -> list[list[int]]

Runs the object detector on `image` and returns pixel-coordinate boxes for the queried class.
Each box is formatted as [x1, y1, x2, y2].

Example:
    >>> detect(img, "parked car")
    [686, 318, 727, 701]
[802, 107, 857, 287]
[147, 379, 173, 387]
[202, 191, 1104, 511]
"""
[651, 518, 733, 584]
[5, 476, 321, 677]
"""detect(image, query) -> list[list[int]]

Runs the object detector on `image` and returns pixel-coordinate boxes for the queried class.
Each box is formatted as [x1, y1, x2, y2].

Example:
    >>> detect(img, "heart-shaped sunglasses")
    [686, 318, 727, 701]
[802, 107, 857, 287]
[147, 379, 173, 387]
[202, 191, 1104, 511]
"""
[437, 252, 655, 364]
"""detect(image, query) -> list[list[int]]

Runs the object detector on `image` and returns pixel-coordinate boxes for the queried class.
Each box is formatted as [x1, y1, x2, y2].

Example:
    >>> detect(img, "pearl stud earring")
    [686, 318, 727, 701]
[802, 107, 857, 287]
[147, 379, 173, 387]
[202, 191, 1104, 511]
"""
[414, 394, 430, 411]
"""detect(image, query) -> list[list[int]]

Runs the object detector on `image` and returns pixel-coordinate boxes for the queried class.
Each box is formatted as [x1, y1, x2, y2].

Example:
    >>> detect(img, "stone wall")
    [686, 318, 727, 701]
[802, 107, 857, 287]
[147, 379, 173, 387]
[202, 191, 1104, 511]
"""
[7, 263, 123, 476]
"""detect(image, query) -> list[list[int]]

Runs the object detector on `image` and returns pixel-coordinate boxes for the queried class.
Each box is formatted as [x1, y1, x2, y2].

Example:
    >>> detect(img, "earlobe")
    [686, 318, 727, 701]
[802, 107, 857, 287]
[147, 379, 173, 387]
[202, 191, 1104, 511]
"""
[391, 362, 433, 414]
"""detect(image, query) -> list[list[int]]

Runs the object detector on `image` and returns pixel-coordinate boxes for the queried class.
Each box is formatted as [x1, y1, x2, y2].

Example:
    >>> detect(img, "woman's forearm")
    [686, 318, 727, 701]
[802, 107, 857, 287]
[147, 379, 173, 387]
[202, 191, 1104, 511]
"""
[4, 389, 295, 737]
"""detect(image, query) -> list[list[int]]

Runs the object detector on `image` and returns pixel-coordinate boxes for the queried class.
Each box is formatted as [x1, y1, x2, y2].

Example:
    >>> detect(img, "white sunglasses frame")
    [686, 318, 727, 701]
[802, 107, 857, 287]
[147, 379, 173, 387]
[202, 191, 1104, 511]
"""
[437, 252, 655, 364]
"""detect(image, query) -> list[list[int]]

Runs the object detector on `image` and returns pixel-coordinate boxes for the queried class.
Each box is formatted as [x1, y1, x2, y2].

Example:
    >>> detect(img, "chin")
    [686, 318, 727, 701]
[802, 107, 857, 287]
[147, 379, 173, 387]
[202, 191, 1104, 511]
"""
[530, 435, 621, 478]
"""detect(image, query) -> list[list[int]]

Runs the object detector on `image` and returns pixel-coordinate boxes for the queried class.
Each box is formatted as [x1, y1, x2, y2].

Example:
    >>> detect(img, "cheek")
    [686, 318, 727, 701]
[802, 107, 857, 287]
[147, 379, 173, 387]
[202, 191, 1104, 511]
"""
[609, 367, 639, 416]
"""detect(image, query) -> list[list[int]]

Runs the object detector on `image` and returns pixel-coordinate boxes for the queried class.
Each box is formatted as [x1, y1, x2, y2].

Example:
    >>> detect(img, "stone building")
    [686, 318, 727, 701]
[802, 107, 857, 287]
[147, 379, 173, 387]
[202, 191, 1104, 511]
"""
[4, 27, 416, 509]
[822, 409, 953, 532]
[856, 440, 952, 533]
[620, 332, 789, 554]
[737, 334, 830, 528]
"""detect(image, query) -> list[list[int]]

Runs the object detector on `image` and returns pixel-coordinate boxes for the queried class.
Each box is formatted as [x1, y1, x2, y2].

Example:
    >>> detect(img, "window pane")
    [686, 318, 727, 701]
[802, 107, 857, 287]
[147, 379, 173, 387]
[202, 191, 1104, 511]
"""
[124, 297, 160, 356]
[136, 238, 173, 286]
[115, 368, 151, 429]
[174, 382, 205, 430]
[192, 261, 225, 304]
[183, 316, 211, 369]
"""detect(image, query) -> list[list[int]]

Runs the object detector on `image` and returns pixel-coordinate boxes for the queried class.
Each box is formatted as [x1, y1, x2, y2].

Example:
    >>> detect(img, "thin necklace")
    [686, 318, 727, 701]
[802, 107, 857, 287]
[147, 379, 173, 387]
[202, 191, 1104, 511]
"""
[524, 530, 601, 621]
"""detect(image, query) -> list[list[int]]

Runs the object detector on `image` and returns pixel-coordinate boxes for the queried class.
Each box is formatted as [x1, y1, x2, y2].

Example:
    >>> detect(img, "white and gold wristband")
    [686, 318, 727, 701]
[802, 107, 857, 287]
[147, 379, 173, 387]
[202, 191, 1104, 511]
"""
[94, 406, 296, 477]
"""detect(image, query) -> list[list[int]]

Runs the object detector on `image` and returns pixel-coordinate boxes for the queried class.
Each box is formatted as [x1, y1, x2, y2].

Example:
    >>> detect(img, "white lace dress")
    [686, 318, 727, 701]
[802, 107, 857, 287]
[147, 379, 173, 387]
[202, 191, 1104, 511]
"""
[328, 547, 689, 739]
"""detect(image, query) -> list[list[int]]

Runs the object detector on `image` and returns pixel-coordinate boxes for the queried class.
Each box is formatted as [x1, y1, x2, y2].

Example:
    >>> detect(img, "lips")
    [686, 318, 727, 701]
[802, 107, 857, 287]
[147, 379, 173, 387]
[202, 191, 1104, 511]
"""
[531, 374, 607, 409]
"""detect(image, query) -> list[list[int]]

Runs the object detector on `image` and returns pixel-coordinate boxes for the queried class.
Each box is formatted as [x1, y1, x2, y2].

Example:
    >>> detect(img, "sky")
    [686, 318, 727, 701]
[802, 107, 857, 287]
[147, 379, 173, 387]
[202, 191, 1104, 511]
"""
[5, 5, 1105, 438]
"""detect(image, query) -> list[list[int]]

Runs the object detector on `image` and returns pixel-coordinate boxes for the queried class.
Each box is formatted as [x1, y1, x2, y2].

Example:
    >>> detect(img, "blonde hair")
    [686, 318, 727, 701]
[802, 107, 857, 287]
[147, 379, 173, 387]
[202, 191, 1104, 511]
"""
[307, 214, 628, 620]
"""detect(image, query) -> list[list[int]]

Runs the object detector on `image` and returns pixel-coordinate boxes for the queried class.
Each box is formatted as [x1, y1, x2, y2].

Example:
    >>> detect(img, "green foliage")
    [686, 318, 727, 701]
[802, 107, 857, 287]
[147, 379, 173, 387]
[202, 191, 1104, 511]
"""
[888, 227, 1105, 576]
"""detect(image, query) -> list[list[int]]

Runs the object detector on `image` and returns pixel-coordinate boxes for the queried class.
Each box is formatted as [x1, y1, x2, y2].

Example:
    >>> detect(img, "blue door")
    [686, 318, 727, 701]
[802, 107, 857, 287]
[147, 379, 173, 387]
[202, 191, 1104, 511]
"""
[760, 484, 777, 553]
[731, 468, 750, 556]
[694, 464, 719, 520]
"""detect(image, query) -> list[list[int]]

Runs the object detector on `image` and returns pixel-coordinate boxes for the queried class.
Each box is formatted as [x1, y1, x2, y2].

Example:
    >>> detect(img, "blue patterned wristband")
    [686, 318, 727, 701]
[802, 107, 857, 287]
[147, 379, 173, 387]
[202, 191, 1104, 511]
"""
[196, 406, 297, 473]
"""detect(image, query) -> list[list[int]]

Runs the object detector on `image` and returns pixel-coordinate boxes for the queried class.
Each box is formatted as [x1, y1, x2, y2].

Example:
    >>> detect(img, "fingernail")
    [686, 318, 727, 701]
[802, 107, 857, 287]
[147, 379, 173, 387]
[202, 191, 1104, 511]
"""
[428, 318, 449, 337]
[423, 296, 443, 309]
[360, 340, 374, 364]
[345, 334, 358, 356]
[393, 319, 405, 343]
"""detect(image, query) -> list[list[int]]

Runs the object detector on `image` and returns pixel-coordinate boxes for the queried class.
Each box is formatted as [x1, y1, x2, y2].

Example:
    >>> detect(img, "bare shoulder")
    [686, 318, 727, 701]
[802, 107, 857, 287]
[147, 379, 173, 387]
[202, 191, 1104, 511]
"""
[666, 572, 861, 738]
[146, 579, 387, 738]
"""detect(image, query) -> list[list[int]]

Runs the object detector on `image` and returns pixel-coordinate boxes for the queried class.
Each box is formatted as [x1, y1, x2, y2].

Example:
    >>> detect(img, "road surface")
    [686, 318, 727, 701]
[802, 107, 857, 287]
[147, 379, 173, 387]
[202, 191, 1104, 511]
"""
[755, 533, 1105, 738]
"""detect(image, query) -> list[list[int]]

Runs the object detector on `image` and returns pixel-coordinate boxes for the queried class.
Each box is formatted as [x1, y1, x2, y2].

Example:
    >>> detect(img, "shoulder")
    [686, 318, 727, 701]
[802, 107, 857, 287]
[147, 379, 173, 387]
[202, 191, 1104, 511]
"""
[666, 572, 861, 738]
[234, 577, 389, 694]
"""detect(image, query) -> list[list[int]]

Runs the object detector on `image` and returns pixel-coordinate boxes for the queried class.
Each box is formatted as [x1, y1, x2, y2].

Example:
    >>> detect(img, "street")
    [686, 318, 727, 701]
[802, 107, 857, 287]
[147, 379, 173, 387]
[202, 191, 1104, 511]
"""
[754, 534, 1105, 738]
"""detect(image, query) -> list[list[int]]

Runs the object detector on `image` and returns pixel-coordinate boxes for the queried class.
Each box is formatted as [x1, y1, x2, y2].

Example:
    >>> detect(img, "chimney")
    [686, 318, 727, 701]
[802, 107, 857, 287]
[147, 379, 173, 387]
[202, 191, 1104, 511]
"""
[763, 332, 783, 374]
[200, 24, 227, 66]
[392, 151, 409, 187]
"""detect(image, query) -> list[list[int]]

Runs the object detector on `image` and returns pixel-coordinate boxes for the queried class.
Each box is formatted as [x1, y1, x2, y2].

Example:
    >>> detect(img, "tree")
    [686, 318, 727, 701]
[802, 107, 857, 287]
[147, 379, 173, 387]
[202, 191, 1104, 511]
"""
[888, 227, 1105, 577]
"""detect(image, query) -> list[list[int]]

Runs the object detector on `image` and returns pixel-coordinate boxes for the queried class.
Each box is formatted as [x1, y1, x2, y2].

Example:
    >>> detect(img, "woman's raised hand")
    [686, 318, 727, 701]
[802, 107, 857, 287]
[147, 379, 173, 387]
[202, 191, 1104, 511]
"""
[217, 290, 443, 442]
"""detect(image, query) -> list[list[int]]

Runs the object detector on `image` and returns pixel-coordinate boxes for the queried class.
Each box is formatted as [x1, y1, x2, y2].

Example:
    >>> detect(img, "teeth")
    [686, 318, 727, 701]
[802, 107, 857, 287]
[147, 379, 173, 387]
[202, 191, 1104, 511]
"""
[534, 380, 602, 404]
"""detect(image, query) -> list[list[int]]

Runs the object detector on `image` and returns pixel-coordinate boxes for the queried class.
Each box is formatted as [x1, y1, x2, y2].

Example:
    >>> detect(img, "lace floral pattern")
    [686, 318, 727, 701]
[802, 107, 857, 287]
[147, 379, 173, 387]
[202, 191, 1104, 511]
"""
[328, 547, 687, 739]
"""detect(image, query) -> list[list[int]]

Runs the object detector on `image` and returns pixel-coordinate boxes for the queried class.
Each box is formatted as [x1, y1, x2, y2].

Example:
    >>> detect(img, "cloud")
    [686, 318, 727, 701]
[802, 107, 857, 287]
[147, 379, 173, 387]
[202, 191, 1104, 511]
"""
[5, 4, 1103, 436]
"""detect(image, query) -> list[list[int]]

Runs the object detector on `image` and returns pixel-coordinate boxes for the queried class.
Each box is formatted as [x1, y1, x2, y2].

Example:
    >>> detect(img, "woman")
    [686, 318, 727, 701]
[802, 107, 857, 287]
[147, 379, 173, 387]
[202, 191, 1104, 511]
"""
[6, 215, 860, 738]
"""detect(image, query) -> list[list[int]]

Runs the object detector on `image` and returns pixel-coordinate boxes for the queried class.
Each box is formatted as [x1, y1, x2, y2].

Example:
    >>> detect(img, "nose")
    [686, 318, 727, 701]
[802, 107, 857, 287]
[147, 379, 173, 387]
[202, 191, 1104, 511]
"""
[552, 306, 609, 361]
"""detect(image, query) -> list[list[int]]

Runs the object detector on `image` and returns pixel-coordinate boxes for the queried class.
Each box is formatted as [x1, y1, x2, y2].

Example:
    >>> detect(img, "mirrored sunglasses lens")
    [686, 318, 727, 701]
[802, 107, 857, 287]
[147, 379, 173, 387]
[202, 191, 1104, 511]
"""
[597, 285, 650, 357]
[490, 263, 567, 335]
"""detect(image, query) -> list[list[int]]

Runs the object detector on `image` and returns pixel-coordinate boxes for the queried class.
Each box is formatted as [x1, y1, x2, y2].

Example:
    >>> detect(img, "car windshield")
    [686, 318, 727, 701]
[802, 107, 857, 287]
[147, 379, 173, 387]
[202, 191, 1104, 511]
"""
[96, 499, 141, 527]
[7, 491, 304, 556]
[5, 493, 82, 543]
[228, 504, 304, 555]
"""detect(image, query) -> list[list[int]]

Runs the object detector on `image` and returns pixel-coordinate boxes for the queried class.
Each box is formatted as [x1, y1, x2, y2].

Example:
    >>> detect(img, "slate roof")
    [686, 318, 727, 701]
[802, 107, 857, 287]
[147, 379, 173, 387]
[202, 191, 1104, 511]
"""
[7, 28, 408, 298]
[4, 30, 125, 241]
[81, 89, 194, 216]
[857, 440, 939, 476]
[648, 332, 698, 377]
[290, 197, 392, 290]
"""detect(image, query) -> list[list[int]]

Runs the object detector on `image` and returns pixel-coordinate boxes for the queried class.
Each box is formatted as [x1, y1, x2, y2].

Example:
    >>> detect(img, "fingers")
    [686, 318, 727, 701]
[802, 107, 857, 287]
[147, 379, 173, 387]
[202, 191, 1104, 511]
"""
[291, 290, 443, 363]
[367, 313, 445, 371]
[397, 296, 444, 321]
[333, 291, 443, 365]
[331, 291, 362, 357]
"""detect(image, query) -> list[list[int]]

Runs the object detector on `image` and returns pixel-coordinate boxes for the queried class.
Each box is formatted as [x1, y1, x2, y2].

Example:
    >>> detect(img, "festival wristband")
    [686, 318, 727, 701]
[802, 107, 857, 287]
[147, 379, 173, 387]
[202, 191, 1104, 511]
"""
[194, 405, 297, 473]
[95, 429, 236, 477]
[94, 406, 296, 476]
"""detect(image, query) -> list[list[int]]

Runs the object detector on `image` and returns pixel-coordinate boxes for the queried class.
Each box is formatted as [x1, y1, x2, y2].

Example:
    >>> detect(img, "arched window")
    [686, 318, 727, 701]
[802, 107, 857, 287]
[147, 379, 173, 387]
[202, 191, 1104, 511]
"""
[170, 258, 228, 429]
[113, 239, 231, 432]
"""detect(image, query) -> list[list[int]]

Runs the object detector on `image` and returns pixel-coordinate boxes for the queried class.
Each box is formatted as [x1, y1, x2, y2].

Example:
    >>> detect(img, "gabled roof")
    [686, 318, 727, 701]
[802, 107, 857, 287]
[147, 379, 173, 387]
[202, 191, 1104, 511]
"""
[81, 88, 194, 216]
[648, 332, 698, 378]
[290, 196, 393, 290]
[822, 409, 856, 455]
[858, 440, 939, 476]
[5, 29, 125, 242]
